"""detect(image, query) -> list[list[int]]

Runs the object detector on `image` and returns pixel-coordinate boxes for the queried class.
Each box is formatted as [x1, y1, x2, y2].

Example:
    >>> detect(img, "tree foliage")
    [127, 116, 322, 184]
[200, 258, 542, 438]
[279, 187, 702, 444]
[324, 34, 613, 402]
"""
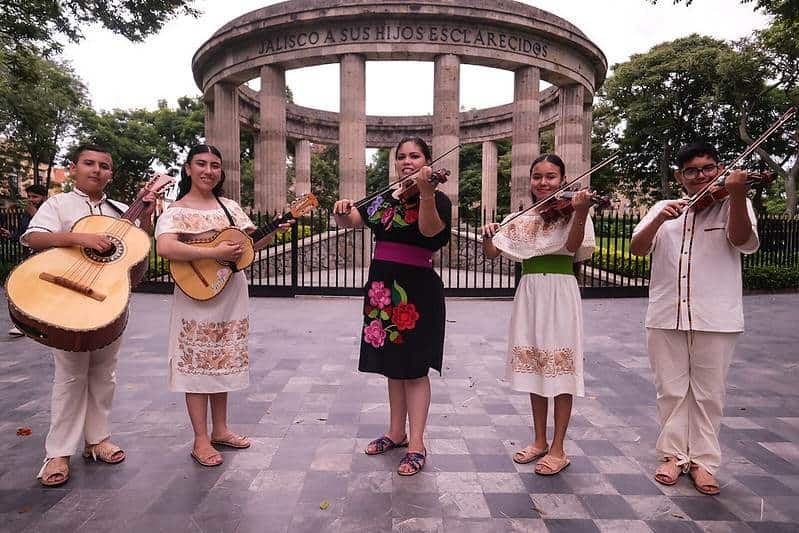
[71, 97, 205, 203]
[0, 51, 88, 191]
[0, 0, 199, 54]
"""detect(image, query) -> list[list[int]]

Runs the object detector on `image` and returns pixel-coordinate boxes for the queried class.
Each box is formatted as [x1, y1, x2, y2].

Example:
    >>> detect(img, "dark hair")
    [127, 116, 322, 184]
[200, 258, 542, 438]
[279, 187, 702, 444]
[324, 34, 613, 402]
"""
[676, 141, 719, 168]
[529, 153, 566, 177]
[71, 143, 112, 164]
[25, 184, 47, 196]
[176, 144, 225, 200]
[395, 137, 432, 163]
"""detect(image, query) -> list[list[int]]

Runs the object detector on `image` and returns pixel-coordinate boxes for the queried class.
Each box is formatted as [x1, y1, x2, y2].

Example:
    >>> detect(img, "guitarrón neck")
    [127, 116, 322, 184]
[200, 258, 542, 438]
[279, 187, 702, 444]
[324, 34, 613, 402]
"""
[250, 212, 293, 242]
[121, 196, 151, 223]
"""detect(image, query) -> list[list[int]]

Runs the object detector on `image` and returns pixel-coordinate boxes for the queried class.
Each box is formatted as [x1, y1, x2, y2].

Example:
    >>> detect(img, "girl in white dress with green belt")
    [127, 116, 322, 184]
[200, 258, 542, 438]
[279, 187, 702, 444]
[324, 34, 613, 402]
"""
[482, 153, 595, 476]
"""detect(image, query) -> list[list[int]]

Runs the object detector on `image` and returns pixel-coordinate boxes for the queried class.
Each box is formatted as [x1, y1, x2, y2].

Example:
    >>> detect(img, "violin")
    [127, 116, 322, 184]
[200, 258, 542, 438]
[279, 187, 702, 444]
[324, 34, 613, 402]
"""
[690, 171, 775, 211]
[391, 168, 450, 203]
[537, 189, 611, 224]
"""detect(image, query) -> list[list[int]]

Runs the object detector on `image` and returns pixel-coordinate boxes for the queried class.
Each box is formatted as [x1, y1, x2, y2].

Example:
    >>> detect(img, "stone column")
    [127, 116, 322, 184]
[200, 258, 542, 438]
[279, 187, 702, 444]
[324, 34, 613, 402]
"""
[203, 101, 215, 147]
[582, 103, 593, 186]
[294, 139, 311, 197]
[212, 82, 240, 201]
[433, 54, 460, 219]
[339, 54, 366, 201]
[388, 146, 398, 185]
[258, 65, 287, 213]
[511, 66, 540, 211]
[556, 84, 588, 184]
[481, 141, 498, 224]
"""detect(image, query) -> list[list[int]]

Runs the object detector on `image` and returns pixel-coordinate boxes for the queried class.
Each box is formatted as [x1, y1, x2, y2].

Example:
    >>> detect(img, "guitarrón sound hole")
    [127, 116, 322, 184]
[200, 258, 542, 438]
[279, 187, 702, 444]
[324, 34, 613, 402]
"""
[82, 234, 125, 263]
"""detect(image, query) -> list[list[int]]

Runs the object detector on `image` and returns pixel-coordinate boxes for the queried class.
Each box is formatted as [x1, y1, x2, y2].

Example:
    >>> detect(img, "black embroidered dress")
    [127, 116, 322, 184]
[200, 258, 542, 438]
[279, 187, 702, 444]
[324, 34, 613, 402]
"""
[356, 190, 452, 379]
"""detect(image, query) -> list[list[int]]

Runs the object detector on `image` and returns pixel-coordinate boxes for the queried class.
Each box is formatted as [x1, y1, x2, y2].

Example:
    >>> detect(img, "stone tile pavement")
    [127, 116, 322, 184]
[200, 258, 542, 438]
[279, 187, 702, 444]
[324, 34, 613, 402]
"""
[0, 292, 797, 532]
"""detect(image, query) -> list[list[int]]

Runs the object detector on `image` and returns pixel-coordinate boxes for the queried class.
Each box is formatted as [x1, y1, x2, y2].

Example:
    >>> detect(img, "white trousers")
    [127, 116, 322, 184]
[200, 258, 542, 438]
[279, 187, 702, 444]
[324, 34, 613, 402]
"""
[647, 328, 738, 475]
[44, 337, 122, 458]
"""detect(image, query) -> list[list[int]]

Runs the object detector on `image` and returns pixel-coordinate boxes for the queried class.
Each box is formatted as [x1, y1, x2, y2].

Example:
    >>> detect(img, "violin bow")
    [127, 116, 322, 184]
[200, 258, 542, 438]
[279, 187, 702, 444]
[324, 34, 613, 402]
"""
[352, 143, 463, 210]
[498, 152, 620, 228]
[685, 106, 796, 210]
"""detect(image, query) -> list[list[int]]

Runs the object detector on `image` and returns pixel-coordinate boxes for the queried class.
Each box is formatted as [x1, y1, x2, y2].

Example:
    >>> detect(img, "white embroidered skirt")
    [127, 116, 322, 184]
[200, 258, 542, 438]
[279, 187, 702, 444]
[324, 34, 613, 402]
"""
[167, 271, 250, 393]
[506, 273, 584, 397]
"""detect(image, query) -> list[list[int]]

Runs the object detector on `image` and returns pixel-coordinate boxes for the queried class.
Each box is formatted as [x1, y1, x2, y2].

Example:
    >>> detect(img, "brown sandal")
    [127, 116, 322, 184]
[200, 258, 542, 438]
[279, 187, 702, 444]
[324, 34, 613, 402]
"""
[83, 439, 125, 464]
[654, 457, 681, 486]
[513, 444, 549, 464]
[689, 464, 720, 495]
[535, 453, 570, 476]
[38, 457, 69, 487]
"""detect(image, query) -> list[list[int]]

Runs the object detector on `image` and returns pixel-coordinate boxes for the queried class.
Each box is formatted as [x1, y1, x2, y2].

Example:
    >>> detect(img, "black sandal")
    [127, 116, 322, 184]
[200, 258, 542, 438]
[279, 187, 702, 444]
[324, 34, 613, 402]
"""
[365, 435, 408, 455]
[397, 450, 426, 476]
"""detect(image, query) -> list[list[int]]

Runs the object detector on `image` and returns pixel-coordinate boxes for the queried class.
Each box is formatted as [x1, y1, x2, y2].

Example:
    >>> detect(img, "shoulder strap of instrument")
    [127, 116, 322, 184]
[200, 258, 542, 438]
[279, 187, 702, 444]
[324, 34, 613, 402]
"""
[215, 196, 235, 226]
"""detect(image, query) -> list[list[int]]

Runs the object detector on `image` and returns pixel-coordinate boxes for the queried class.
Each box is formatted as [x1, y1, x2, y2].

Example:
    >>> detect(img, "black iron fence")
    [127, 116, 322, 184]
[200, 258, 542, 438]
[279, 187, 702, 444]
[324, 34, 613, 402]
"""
[3, 208, 798, 298]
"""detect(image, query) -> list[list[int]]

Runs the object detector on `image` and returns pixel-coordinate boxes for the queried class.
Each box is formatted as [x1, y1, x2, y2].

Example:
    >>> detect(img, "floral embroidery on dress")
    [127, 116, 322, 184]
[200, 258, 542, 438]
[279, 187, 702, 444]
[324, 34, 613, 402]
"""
[510, 345, 576, 377]
[177, 318, 249, 375]
[159, 199, 255, 234]
[504, 216, 565, 244]
[363, 280, 419, 347]
[366, 195, 419, 231]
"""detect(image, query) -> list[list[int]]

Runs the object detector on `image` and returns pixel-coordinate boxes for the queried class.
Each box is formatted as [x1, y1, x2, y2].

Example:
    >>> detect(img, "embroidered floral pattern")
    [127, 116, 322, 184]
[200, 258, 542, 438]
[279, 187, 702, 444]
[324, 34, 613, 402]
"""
[363, 280, 418, 347]
[510, 345, 576, 377]
[159, 200, 255, 234]
[368, 281, 392, 309]
[366, 194, 420, 231]
[177, 318, 249, 375]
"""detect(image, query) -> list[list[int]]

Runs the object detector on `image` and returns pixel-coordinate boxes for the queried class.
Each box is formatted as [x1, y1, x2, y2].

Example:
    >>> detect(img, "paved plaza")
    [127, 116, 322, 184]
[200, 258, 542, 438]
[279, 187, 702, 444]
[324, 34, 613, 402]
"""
[0, 292, 797, 532]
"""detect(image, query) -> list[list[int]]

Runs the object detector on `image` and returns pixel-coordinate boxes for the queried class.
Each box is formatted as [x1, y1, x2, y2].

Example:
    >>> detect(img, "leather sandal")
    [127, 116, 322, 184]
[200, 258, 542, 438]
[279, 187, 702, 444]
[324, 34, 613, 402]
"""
[365, 434, 408, 455]
[689, 464, 720, 495]
[654, 457, 681, 486]
[211, 432, 250, 449]
[83, 439, 125, 464]
[535, 453, 570, 476]
[513, 444, 549, 464]
[398, 449, 426, 476]
[38, 457, 69, 487]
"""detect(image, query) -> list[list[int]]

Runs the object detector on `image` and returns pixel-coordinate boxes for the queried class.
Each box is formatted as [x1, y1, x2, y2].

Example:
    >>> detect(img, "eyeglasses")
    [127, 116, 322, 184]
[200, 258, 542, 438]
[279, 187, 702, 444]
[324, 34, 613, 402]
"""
[681, 163, 718, 179]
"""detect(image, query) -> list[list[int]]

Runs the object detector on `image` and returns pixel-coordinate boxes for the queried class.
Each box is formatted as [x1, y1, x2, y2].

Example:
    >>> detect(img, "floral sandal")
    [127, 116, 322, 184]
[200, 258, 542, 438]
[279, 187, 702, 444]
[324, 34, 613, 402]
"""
[365, 435, 408, 455]
[83, 439, 125, 464]
[398, 450, 426, 476]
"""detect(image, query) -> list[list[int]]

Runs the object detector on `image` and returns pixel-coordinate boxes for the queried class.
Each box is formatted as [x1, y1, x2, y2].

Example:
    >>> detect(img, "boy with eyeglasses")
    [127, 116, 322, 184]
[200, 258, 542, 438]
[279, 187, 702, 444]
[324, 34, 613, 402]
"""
[630, 141, 759, 495]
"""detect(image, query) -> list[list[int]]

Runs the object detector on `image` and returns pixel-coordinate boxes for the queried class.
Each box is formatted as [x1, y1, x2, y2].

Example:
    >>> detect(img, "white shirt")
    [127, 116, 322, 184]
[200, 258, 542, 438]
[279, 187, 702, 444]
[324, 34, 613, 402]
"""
[634, 197, 759, 332]
[21, 189, 128, 246]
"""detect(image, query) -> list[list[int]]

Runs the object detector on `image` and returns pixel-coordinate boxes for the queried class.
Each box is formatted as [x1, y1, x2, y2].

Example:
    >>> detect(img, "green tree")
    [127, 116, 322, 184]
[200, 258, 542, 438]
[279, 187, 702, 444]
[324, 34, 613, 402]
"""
[1, 0, 199, 54]
[648, 0, 799, 213]
[73, 108, 172, 203]
[366, 148, 389, 195]
[310, 145, 339, 211]
[601, 35, 746, 200]
[151, 96, 205, 168]
[0, 52, 88, 191]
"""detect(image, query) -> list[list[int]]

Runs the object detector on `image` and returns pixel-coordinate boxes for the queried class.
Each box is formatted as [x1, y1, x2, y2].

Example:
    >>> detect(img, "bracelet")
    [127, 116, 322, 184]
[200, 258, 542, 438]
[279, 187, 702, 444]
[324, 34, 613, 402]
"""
[420, 195, 435, 200]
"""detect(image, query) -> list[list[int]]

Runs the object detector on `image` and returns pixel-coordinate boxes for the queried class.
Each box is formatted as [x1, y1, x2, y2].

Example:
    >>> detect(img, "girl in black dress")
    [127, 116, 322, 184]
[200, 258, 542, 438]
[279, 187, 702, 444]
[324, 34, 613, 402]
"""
[333, 137, 451, 475]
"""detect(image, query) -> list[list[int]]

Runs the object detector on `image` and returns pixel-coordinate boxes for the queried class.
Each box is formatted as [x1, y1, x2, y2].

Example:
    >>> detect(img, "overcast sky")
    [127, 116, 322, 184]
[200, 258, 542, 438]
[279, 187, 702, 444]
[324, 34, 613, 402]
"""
[62, 0, 769, 116]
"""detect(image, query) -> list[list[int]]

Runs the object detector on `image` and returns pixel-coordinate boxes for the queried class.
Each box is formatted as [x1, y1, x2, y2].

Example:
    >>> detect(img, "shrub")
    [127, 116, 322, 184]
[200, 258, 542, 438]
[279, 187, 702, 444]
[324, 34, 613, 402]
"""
[743, 265, 799, 290]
